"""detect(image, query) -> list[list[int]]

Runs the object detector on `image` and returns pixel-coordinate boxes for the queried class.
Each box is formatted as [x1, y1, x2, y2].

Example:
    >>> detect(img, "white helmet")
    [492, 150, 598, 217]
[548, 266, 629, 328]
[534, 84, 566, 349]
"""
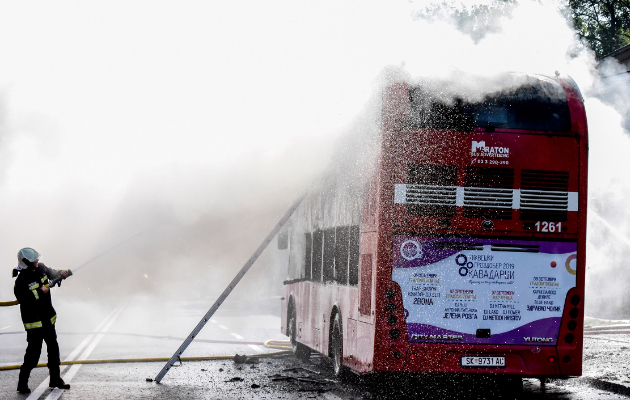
[16, 247, 40, 270]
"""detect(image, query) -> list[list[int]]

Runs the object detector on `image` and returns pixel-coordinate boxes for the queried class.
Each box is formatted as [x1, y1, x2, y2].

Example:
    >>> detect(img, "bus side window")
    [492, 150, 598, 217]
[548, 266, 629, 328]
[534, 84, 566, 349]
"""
[334, 226, 349, 285]
[323, 228, 336, 283]
[278, 229, 289, 250]
[312, 230, 324, 282]
[348, 226, 360, 286]
[359, 254, 373, 315]
[304, 232, 312, 280]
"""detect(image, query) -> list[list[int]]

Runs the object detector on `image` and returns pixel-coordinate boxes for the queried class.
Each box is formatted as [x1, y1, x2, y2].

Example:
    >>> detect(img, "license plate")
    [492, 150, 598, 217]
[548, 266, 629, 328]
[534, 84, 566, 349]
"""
[461, 356, 506, 368]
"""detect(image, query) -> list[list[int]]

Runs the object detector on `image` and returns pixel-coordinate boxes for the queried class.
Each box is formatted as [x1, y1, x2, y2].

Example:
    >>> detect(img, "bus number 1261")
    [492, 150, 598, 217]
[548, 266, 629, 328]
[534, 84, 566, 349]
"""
[535, 221, 561, 232]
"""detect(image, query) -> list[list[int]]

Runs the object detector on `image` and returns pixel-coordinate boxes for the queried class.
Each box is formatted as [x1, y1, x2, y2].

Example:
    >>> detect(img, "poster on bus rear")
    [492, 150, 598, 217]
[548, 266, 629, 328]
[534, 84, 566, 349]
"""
[391, 236, 577, 346]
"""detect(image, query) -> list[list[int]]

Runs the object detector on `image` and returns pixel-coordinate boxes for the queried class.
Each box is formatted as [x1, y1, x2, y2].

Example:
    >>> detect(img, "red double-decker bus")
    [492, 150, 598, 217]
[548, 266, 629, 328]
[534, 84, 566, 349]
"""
[280, 72, 587, 386]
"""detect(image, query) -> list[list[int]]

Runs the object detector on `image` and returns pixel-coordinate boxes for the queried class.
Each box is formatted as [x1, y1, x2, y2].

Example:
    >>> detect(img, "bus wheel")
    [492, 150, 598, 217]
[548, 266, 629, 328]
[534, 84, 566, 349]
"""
[331, 313, 344, 377]
[288, 307, 311, 360]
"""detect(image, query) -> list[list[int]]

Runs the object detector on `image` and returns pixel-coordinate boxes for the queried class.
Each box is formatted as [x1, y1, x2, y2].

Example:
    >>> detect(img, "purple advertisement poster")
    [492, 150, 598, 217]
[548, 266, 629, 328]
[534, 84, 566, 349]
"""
[391, 236, 577, 345]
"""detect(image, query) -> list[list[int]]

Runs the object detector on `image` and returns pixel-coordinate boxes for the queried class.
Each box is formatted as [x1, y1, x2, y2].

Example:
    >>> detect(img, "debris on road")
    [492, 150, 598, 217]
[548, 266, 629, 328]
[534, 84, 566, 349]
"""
[233, 353, 260, 364]
[282, 366, 321, 375]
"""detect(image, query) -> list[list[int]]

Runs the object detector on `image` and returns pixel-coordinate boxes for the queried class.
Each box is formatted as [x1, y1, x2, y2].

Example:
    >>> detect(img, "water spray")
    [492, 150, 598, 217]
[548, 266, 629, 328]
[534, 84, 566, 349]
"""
[590, 211, 630, 248]
[48, 225, 158, 287]
[1, 224, 160, 305]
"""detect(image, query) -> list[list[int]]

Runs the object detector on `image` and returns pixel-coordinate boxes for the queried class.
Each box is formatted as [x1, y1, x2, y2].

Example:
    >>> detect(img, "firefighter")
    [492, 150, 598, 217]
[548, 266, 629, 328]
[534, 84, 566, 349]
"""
[12, 248, 71, 394]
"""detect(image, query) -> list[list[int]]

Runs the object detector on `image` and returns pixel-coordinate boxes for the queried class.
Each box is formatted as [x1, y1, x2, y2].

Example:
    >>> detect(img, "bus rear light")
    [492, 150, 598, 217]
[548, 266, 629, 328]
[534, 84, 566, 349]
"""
[571, 295, 581, 305]
[388, 315, 398, 326]
[548, 356, 556, 364]
[410, 353, 416, 360]
[438, 218, 451, 226]
[389, 328, 401, 339]
[385, 289, 396, 300]
[385, 303, 396, 313]
[557, 287, 583, 376]
[393, 351, 402, 359]
[481, 220, 494, 229]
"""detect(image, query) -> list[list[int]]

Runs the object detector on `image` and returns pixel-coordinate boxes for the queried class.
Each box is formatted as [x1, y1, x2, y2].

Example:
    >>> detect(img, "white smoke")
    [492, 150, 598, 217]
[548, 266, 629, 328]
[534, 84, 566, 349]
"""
[0, 0, 628, 320]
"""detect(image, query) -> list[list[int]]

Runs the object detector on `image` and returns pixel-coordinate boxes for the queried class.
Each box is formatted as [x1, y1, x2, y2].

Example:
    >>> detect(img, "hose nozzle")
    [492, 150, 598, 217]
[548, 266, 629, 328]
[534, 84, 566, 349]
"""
[49, 269, 73, 288]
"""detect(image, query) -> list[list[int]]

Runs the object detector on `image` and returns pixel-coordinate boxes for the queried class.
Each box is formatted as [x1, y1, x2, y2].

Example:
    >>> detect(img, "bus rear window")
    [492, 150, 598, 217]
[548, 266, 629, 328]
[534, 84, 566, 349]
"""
[408, 78, 572, 132]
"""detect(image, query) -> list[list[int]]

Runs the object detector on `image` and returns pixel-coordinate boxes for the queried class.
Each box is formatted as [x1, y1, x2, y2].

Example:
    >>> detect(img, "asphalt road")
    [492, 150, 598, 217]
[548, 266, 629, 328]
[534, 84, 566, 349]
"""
[1, 295, 629, 399]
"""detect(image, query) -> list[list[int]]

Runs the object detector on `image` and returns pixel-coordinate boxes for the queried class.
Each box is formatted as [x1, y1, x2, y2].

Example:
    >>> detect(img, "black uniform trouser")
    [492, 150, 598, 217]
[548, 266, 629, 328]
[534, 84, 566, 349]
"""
[21, 324, 61, 378]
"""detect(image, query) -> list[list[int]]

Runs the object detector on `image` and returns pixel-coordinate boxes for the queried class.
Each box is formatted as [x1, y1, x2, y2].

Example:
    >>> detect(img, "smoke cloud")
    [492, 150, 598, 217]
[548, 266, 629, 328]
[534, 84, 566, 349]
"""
[0, 0, 628, 333]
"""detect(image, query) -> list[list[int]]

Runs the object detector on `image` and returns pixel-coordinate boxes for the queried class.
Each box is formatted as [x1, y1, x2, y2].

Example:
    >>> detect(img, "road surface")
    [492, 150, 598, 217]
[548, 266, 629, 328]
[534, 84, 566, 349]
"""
[1, 295, 629, 399]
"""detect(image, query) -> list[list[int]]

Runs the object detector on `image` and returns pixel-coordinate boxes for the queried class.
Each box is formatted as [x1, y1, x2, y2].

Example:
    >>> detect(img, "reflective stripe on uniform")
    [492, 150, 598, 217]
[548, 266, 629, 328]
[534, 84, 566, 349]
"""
[32, 290, 39, 300]
[24, 321, 42, 329]
[50, 315, 57, 325]
[41, 275, 48, 283]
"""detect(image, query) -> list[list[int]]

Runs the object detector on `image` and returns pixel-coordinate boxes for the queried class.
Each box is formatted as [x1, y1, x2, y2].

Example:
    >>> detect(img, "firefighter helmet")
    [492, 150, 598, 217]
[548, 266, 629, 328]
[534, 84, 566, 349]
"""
[16, 247, 40, 270]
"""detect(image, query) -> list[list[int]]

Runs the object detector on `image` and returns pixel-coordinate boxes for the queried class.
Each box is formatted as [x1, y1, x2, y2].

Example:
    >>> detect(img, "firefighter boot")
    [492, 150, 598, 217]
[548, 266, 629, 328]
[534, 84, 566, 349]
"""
[17, 366, 31, 394]
[48, 365, 70, 389]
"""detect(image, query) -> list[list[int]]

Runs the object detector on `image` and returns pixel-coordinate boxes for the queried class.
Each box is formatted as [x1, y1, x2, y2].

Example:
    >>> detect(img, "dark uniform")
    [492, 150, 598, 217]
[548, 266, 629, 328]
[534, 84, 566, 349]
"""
[14, 263, 65, 391]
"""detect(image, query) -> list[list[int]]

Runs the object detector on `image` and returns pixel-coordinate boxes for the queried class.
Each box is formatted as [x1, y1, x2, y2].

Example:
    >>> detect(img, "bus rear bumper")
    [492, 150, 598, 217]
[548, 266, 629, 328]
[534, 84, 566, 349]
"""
[400, 344, 562, 376]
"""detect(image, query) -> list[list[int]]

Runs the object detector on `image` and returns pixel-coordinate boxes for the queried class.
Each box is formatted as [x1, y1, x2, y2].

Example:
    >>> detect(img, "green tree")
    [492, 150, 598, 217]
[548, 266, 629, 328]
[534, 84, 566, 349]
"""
[414, 1, 516, 43]
[416, 1, 630, 59]
[568, 0, 630, 58]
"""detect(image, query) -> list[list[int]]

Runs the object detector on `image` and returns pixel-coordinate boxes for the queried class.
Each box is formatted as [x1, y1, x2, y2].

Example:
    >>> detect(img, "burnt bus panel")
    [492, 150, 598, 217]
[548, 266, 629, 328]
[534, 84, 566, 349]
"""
[323, 228, 336, 282]
[406, 164, 457, 217]
[334, 226, 350, 285]
[312, 231, 324, 282]
[304, 232, 312, 280]
[407, 76, 572, 132]
[348, 226, 360, 286]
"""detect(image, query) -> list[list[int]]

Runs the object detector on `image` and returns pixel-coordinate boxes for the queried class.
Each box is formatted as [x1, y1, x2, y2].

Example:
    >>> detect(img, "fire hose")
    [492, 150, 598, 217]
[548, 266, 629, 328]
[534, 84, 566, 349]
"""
[0, 271, 71, 307]
[0, 340, 292, 372]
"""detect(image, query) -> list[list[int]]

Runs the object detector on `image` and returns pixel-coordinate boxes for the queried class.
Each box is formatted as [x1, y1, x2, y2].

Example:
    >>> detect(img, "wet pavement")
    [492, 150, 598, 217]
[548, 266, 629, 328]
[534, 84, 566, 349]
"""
[1, 297, 630, 399]
[1, 351, 629, 400]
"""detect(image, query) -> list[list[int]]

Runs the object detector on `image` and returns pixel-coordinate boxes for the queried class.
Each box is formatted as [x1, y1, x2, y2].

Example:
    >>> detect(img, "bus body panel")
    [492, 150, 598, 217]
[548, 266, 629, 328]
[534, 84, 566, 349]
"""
[392, 130, 580, 234]
[282, 282, 362, 355]
[391, 236, 577, 346]
[401, 343, 560, 375]
[558, 79, 587, 376]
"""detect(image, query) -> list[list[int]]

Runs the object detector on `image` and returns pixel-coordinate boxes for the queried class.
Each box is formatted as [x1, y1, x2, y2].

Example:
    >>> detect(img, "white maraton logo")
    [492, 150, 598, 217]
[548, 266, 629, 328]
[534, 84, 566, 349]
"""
[471, 141, 510, 158]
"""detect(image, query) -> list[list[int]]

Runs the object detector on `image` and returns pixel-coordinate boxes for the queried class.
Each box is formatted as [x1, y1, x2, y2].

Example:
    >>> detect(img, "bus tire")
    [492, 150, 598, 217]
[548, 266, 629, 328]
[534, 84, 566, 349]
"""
[288, 302, 311, 360]
[331, 313, 345, 378]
